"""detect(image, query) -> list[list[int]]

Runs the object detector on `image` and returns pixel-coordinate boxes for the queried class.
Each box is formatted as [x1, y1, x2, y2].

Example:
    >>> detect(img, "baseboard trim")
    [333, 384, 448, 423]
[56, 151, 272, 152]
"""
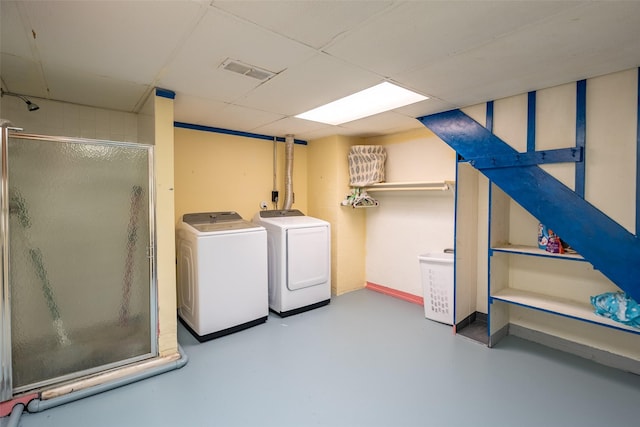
[509, 324, 640, 375]
[365, 282, 423, 306]
[455, 311, 478, 332]
[488, 324, 509, 348]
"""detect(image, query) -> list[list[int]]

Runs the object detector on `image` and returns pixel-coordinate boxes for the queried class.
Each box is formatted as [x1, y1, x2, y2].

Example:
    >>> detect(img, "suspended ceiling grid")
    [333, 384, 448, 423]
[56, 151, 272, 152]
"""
[1, 1, 640, 140]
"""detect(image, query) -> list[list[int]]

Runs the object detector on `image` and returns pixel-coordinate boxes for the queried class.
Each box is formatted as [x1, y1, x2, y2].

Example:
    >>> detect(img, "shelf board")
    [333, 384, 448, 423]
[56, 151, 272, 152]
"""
[491, 244, 586, 261]
[340, 203, 379, 209]
[491, 288, 640, 335]
[364, 180, 454, 192]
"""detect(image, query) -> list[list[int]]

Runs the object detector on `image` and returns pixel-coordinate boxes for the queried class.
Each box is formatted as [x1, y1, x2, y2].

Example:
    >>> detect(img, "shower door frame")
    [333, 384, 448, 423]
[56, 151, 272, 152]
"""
[0, 128, 158, 400]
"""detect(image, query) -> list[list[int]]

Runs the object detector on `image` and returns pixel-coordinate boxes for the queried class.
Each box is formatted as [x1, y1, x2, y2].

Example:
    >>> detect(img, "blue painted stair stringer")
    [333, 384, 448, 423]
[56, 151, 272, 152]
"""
[418, 109, 640, 303]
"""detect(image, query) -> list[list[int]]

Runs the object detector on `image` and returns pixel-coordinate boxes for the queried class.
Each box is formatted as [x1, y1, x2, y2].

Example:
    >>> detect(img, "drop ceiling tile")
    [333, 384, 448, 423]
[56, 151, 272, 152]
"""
[180, 101, 285, 133]
[325, 1, 583, 77]
[23, 1, 206, 84]
[393, 98, 458, 119]
[300, 125, 367, 141]
[173, 94, 228, 125]
[0, 0, 35, 60]
[400, 1, 640, 109]
[236, 52, 382, 116]
[44, 65, 148, 112]
[160, 6, 316, 101]
[339, 111, 425, 135]
[165, 68, 262, 105]
[251, 116, 331, 139]
[0, 53, 48, 97]
[212, 0, 395, 49]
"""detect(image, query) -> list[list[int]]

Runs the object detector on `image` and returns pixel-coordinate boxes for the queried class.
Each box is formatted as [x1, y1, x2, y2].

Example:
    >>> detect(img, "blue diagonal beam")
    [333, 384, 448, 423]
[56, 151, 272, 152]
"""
[418, 109, 640, 303]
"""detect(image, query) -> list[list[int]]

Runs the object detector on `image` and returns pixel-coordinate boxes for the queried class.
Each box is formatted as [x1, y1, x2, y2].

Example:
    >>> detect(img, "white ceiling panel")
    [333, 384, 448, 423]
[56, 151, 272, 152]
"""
[236, 52, 382, 116]
[293, 125, 366, 141]
[392, 98, 458, 121]
[211, 0, 396, 49]
[252, 116, 332, 140]
[160, 6, 317, 102]
[21, 0, 206, 84]
[400, 1, 640, 107]
[162, 65, 263, 105]
[339, 111, 425, 136]
[173, 93, 228, 125]
[44, 64, 149, 112]
[0, 53, 48, 97]
[0, 0, 35, 60]
[182, 102, 285, 133]
[325, 1, 584, 78]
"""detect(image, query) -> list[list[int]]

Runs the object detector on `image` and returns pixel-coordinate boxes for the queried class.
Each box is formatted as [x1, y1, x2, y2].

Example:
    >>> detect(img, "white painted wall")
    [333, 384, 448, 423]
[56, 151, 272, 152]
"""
[586, 69, 637, 233]
[364, 129, 456, 297]
[460, 104, 489, 314]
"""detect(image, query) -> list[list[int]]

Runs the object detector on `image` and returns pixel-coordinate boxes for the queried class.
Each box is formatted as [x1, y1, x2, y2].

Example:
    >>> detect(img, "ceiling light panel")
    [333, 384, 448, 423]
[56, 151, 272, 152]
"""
[295, 82, 428, 125]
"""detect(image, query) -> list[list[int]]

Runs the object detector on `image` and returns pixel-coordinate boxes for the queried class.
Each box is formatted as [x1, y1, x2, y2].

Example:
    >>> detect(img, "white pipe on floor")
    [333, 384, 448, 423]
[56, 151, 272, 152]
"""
[26, 345, 188, 413]
[6, 403, 24, 427]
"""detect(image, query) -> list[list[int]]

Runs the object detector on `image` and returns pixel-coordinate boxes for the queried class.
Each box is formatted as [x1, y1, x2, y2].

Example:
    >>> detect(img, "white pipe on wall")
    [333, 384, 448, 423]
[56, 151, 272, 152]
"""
[282, 135, 294, 210]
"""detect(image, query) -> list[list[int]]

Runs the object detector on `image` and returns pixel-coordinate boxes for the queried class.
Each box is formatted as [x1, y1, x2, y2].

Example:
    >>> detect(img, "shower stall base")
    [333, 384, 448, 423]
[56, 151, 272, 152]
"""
[12, 315, 151, 393]
[1, 346, 187, 425]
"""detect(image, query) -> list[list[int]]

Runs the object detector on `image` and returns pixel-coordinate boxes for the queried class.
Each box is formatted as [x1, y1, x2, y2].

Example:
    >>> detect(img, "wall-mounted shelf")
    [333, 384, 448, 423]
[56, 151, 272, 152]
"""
[491, 288, 640, 335]
[341, 201, 379, 209]
[491, 244, 586, 262]
[364, 180, 455, 192]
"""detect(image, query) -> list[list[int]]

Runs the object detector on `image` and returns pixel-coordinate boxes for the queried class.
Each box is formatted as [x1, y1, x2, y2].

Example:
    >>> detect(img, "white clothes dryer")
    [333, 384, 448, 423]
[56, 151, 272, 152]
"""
[176, 211, 268, 341]
[253, 209, 330, 317]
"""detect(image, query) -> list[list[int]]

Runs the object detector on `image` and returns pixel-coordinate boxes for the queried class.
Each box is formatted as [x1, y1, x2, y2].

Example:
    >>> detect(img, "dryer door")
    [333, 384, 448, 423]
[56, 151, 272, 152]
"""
[286, 226, 329, 291]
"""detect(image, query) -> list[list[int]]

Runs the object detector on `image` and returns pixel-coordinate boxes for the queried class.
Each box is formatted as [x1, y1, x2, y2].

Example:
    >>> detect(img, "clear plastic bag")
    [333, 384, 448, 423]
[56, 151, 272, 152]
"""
[591, 292, 640, 328]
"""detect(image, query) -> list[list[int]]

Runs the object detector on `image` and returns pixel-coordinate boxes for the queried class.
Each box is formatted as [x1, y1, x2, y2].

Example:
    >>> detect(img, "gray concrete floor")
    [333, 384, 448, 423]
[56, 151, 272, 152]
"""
[14, 289, 640, 427]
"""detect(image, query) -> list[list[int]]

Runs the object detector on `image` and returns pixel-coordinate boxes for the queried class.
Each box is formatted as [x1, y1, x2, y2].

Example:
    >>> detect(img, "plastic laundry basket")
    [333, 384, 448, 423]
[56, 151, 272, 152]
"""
[418, 253, 454, 325]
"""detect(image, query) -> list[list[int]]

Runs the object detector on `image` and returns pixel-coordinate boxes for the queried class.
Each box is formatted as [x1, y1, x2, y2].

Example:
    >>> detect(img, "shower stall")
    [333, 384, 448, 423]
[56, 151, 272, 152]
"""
[1, 124, 157, 402]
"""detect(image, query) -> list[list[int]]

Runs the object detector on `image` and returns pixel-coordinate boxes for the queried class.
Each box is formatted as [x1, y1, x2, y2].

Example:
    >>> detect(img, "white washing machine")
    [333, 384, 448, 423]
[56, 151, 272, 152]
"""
[176, 211, 268, 341]
[253, 209, 331, 317]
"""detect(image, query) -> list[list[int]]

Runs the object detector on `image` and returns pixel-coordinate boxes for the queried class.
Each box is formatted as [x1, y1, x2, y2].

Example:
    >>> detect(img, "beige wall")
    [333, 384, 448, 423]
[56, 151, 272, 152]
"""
[154, 94, 178, 356]
[307, 135, 366, 296]
[173, 128, 365, 297]
[173, 128, 307, 223]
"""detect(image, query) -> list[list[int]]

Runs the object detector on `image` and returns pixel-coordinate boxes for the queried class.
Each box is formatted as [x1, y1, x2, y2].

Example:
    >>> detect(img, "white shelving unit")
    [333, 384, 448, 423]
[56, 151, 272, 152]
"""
[487, 183, 640, 370]
[492, 288, 640, 335]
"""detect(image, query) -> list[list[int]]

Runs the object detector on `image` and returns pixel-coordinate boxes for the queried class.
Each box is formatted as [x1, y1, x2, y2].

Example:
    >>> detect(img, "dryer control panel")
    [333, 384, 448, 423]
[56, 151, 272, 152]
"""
[258, 209, 305, 218]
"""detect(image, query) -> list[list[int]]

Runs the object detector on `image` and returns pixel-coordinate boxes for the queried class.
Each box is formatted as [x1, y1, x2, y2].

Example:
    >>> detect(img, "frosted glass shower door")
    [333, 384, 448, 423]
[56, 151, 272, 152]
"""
[6, 134, 156, 393]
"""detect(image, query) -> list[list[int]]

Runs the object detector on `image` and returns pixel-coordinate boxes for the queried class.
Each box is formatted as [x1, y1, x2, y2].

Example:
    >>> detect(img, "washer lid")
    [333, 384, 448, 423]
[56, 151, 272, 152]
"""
[182, 211, 261, 233]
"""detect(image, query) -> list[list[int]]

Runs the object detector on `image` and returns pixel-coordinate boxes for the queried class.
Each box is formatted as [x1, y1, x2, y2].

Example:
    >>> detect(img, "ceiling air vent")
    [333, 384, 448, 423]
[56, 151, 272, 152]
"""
[221, 59, 275, 81]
